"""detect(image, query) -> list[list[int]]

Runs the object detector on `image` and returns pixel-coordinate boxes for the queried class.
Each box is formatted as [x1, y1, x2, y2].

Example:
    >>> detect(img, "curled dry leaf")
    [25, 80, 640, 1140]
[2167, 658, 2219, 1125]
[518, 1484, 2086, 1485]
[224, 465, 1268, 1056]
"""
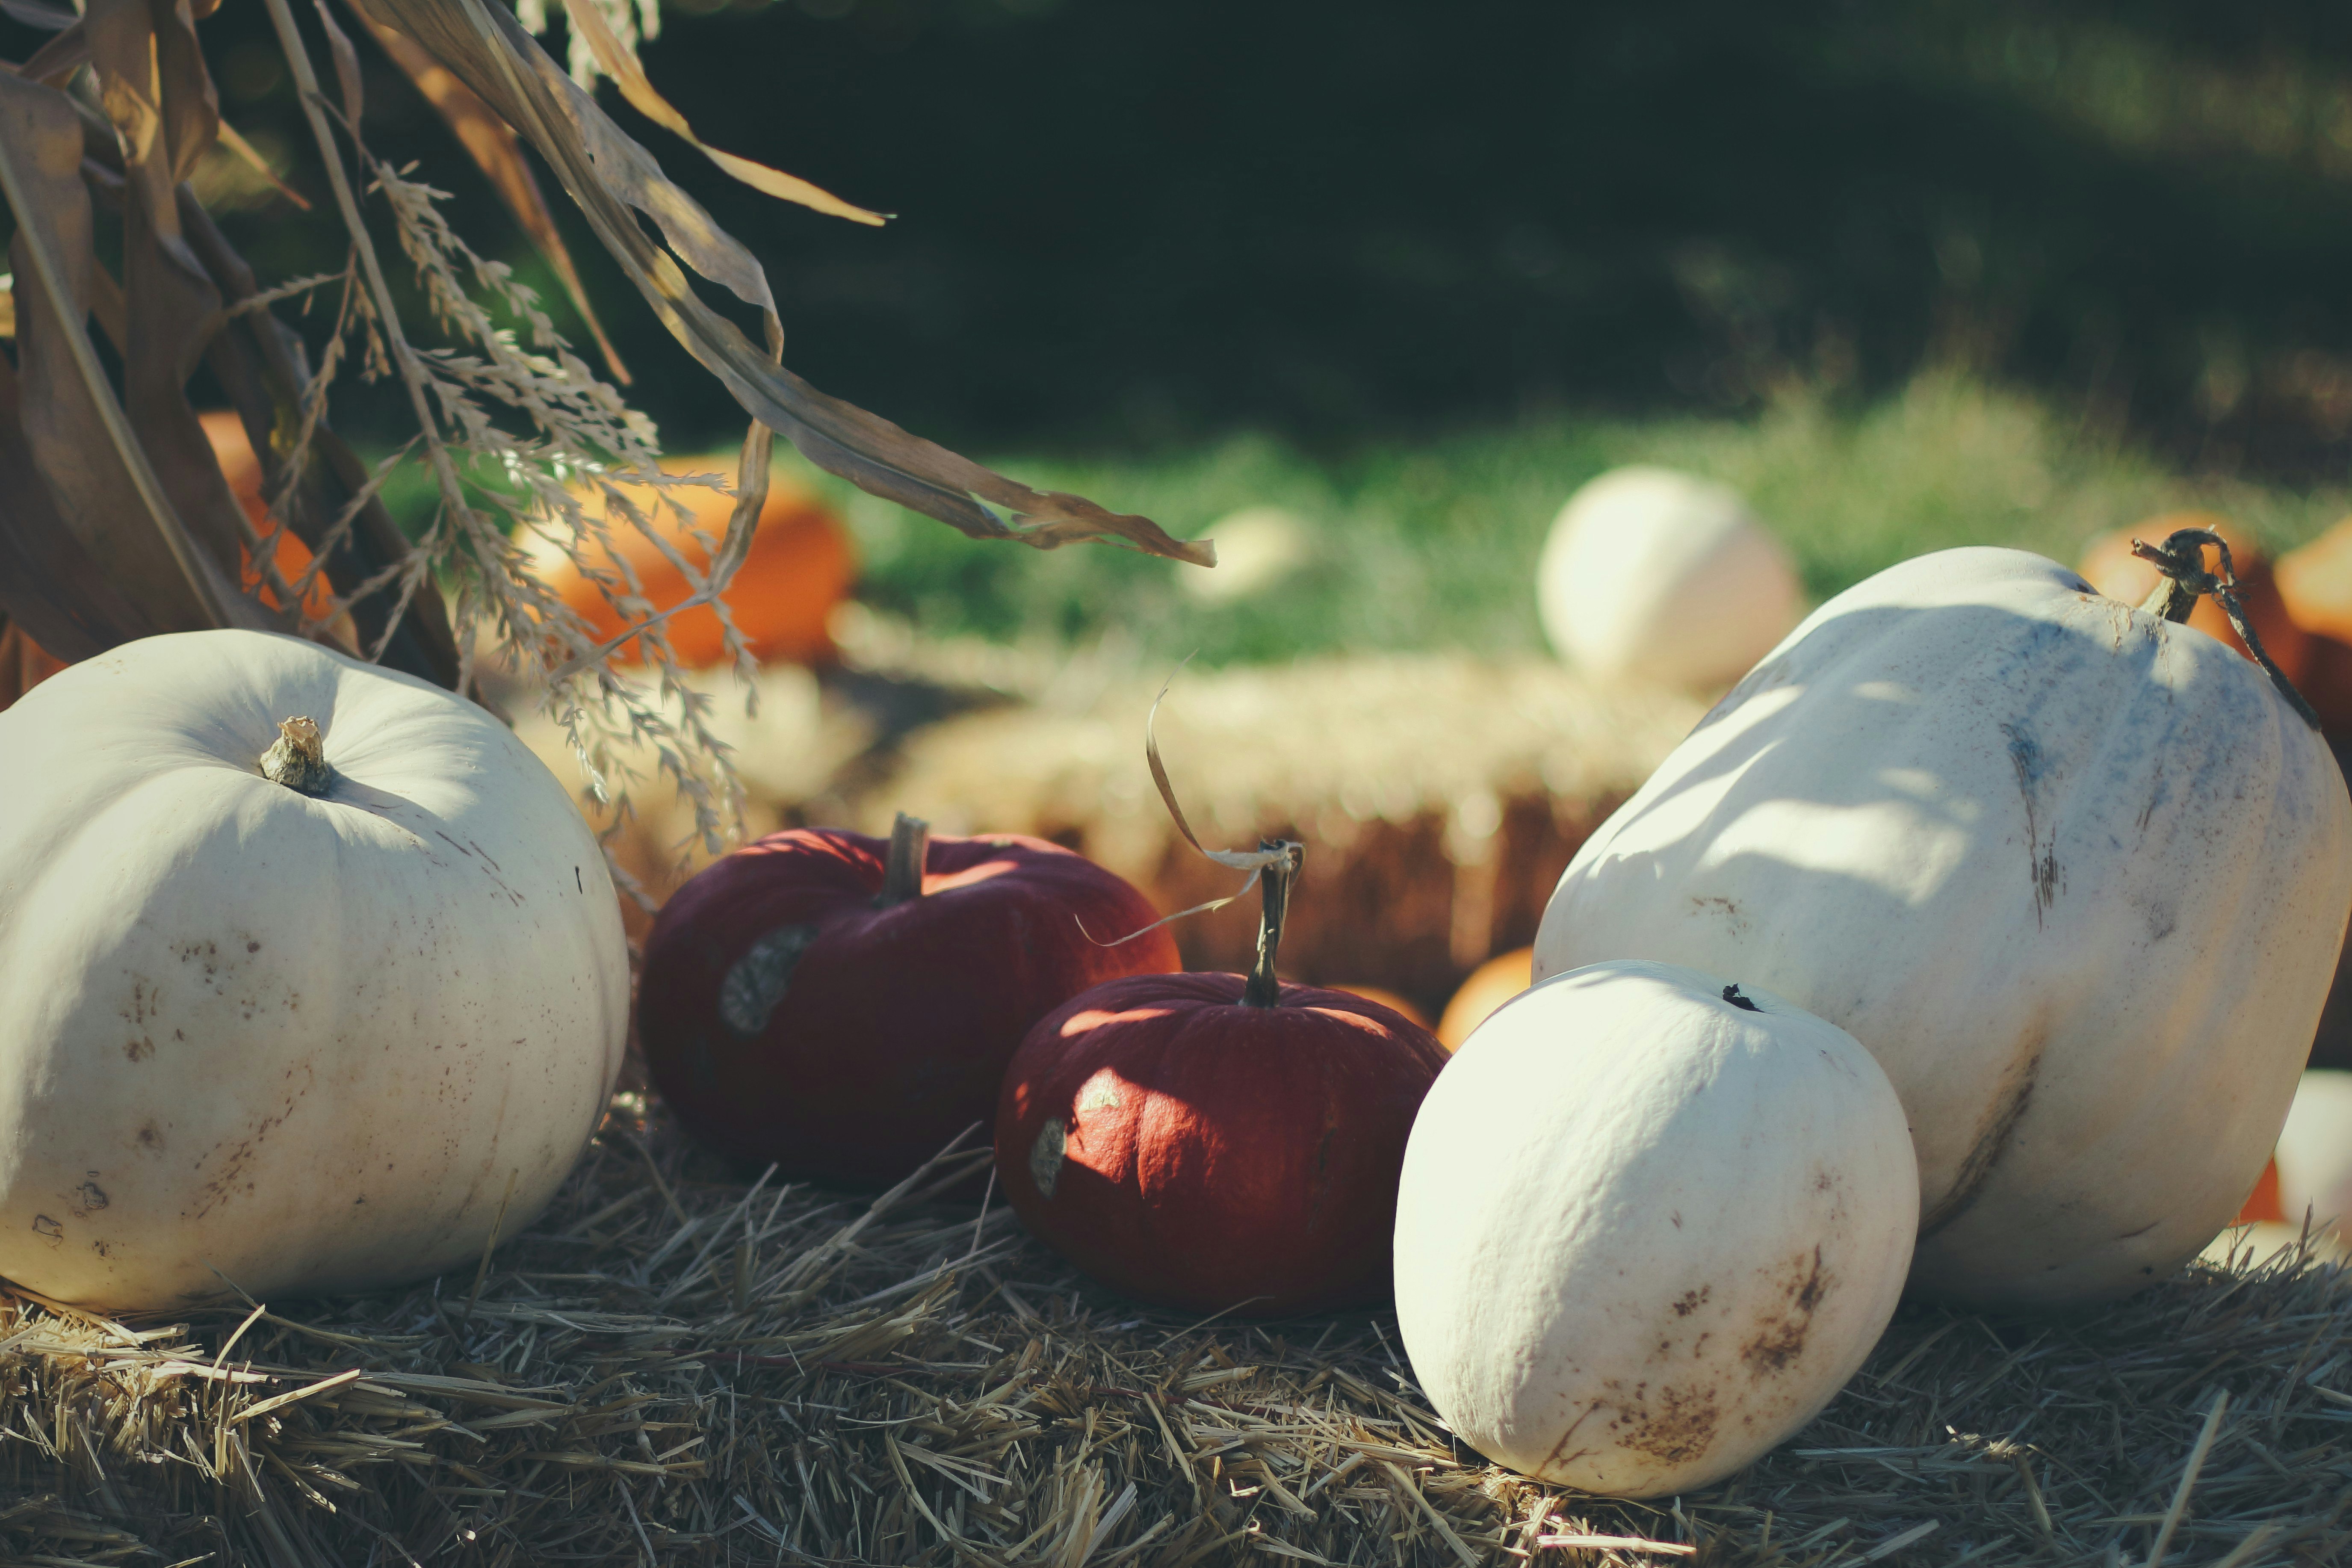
[555, 0, 882, 227]
[347, 0, 1214, 567]
[1089, 668, 1295, 947]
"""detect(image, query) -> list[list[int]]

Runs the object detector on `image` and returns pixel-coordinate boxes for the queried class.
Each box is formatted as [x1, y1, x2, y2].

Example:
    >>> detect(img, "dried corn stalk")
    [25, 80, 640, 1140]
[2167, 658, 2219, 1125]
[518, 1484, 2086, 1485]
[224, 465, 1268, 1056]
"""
[0, 0, 1210, 853]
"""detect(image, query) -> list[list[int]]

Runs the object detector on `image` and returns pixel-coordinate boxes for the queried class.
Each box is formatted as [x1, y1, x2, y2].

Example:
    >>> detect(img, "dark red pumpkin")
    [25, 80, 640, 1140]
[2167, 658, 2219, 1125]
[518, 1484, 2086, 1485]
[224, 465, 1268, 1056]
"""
[995, 845, 1449, 1316]
[638, 815, 1179, 1185]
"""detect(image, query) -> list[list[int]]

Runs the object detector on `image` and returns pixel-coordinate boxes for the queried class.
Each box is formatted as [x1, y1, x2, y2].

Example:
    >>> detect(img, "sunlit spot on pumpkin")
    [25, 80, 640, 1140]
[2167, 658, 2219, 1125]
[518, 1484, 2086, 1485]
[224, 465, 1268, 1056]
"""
[1301, 1007, 1396, 1038]
[924, 856, 1021, 893]
[1062, 1006, 1174, 1036]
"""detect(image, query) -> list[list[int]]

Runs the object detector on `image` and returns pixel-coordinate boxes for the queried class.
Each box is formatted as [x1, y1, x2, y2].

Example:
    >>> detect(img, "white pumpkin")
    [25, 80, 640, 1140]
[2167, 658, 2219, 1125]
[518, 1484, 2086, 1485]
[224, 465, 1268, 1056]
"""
[0, 630, 627, 1308]
[1536, 466, 1803, 690]
[1395, 960, 1916, 1498]
[1537, 547, 2352, 1307]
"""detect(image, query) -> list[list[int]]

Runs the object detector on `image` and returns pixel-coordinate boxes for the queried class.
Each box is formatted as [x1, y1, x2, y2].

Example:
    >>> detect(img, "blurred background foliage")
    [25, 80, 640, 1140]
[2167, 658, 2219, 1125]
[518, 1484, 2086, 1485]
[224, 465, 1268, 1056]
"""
[57, 0, 2352, 657]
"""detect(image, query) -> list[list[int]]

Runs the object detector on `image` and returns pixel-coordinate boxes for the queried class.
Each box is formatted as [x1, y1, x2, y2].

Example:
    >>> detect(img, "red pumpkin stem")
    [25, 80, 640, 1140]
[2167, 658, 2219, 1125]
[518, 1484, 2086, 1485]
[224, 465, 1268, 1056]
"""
[878, 812, 931, 906]
[2129, 526, 2319, 731]
[1243, 840, 1305, 1008]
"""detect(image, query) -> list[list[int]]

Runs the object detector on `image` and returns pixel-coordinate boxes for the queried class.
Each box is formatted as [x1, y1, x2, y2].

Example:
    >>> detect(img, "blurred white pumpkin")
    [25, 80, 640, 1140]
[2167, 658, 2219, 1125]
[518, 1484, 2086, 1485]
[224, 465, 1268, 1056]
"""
[1536, 466, 1802, 689]
[1182, 506, 1312, 604]
[1395, 960, 1916, 1498]
[2276, 1071, 2352, 1236]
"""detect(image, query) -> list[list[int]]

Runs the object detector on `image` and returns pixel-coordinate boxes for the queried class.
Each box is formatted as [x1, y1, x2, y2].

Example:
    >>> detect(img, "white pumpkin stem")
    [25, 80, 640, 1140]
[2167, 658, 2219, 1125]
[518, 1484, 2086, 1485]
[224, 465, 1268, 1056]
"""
[2129, 527, 2320, 731]
[1243, 839, 1305, 1008]
[877, 812, 931, 907]
[259, 716, 334, 795]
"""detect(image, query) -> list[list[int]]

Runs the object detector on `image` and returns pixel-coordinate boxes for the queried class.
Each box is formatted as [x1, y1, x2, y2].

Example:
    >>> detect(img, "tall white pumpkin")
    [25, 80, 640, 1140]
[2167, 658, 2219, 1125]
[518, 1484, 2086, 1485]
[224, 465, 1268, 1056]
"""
[1536, 547, 2352, 1306]
[1395, 961, 1916, 1498]
[1536, 466, 1803, 690]
[0, 631, 627, 1308]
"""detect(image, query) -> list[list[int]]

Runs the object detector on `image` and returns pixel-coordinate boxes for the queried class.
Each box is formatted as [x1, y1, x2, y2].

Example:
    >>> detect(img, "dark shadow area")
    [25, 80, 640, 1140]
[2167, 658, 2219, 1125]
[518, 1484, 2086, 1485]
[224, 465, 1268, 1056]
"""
[21, 1, 2352, 473]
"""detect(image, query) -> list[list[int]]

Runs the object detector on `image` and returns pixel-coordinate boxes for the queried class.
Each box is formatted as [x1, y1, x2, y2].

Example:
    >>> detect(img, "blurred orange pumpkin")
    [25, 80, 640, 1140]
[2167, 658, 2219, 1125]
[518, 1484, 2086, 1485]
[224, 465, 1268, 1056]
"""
[0, 621, 68, 712]
[2236, 1157, 2286, 1225]
[2077, 514, 2311, 687]
[1436, 946, 1533, 1051]
[2275, 517, 2352, 732]
[529, 458, 855, 667]
[1327, 983, 1430, 1030]
[199, 410, 340, 626]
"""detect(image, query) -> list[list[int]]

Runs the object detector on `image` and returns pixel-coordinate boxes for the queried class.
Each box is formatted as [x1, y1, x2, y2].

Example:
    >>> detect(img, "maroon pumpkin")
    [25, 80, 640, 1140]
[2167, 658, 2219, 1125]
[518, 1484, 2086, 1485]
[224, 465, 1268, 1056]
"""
[639, 815, 1179, 1185]
[995, 844, 1449, 1316]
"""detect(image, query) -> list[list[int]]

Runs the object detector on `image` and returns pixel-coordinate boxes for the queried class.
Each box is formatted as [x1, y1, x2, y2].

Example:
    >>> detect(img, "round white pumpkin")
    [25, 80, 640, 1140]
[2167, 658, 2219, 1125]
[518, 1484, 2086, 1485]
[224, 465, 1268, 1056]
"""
[1536, 546, 2352, 1307]
[0, 630, 627, 1308]
[1395, 960, 1916, 1498]
[1536, 466, 1803, 690]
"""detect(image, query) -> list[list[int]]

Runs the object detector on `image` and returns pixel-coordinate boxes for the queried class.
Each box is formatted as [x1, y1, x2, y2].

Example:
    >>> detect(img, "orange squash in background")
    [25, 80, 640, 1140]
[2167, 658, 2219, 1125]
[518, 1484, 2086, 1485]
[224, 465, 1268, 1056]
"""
[2275, 516, 2352, 732]
[1327, 983, 1431, 1030]
[1436, 946, 1534, 1051]
[529, 458, 855, 667]
[2236, 1157, 2286, 1225]
[2077, 514, 2311, 687]
[199, 410, 340, 626]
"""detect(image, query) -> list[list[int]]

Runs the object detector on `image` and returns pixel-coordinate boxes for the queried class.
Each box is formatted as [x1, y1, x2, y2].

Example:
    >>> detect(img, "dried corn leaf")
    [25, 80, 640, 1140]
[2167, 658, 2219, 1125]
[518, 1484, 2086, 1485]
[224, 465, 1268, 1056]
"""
[349, 0, 1213, 566]
[350, 0, 626, 381]
[555, 0, 882, 227]
[216, 118, 313, 209]
[0, 68, 248, 632]
[310, 0, 366, 127]
[89, 0, 281, 615]
[16, 18, 87, 85]
[0, 351, 163, 659]
[0, 0, 75, 28]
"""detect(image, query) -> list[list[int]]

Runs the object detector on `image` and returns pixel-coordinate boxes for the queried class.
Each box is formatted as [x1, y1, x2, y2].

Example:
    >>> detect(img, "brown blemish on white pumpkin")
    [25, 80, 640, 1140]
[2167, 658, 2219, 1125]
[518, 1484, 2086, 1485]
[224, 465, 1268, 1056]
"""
[1688, 894, 1750, 936]
[135, 1122, 165, 1155]
[125, 1036, 154, 1062]
[1590, 1378, 1720, 1466]
[31, 1215, 61, 1246]
[71, 1176, 107, 1217]
[2000, 722, 2066, 924]
[1741, 1246, 1830, 1375]
[1669, 1285, 1710, 1317]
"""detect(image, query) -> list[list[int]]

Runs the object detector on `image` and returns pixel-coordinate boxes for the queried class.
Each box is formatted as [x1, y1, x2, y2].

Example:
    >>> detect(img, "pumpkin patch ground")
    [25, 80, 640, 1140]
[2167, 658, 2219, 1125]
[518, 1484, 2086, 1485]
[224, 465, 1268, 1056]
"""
[8, 1109, 2352, 1566]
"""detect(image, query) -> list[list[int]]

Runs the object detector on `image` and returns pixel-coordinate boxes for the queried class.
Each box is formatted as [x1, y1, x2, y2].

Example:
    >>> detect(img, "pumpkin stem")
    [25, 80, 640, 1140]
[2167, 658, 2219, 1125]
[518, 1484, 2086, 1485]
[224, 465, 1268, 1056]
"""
[259, 716, 333, 796]
[877, 812, 931, 906]
[1243, 839, 1305, 1008]
[2129, 527, 2320, 731]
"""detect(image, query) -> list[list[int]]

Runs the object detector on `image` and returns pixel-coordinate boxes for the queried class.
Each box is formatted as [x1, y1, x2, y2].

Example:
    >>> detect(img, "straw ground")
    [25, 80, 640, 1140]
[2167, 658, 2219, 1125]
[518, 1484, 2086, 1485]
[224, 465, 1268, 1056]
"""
[3, 1095, 2349, 1568]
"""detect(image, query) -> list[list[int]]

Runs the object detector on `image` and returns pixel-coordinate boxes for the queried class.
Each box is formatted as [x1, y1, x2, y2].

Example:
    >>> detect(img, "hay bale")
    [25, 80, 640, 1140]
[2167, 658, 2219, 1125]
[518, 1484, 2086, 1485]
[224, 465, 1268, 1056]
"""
[5, 1101, 2352, 1566]
[856, 655, 1706, 1010]
[507, 630, 1703, 1010]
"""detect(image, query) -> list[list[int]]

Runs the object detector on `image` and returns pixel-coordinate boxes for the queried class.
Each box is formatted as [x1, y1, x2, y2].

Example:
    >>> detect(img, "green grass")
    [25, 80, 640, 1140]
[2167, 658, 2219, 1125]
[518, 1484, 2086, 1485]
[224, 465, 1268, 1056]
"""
[807, 368, 2352, 667]
[381, 368, 2352, 667]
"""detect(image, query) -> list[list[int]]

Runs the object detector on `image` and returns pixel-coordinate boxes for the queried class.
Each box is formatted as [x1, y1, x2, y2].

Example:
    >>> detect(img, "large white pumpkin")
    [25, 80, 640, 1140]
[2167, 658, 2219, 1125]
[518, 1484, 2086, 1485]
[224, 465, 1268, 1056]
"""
[1536, 547, 2352, 1307]
[1395, 961, 1916, 1498]
[1536, 466, 1803, 690]
[0, 630, 627, 1308]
